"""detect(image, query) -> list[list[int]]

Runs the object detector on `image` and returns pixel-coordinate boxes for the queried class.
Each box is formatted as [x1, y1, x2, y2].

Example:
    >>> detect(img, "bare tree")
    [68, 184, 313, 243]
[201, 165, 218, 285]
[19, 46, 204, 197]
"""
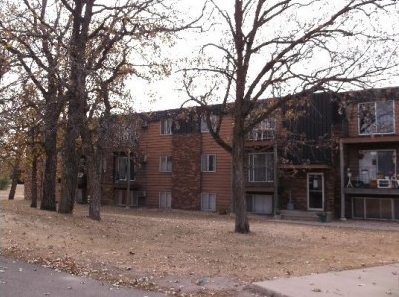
[0, 0, 70, 211]
[182, 0, 399, 233]
[57, 0, 204, 215]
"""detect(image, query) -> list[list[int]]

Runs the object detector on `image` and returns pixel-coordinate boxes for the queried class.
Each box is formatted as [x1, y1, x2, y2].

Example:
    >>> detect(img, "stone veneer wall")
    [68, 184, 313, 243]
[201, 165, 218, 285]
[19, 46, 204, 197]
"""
[171, 133, 201, 210]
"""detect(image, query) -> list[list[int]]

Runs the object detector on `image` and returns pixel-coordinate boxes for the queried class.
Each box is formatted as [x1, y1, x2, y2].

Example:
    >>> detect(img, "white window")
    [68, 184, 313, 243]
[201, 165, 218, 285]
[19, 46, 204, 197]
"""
[358, 149, 396, 183]
[160, 155, 172, 172]
[247, 194, 273, 214]
[358, 100, 395, 135]
[159, 192, 171, 208]
[249, 153, 274, 182]
[201, 115, 218, 133]
[248, 118, 276, 140]
[201, 193, 216, 211]
[201, 154, 216, 172]
[115, 156, 135, 181]
[120, 127, 136, 143]
[115, 190, 137, 206]
[160, 118, 173, 135]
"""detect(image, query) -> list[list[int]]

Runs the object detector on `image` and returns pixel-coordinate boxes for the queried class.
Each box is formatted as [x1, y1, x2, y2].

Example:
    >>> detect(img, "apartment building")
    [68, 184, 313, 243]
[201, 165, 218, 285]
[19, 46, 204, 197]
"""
[101, 87, 399, 221]
[24, 87, 399, 221]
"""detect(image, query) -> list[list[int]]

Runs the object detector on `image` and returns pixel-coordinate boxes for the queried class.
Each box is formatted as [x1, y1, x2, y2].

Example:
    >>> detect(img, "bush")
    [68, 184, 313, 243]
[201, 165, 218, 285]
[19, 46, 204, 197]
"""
[0, 176, 10, 190]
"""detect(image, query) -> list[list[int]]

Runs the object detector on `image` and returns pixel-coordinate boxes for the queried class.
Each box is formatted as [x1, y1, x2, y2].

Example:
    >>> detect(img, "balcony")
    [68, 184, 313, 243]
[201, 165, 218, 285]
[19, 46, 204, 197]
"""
[344, 175, 399, 196]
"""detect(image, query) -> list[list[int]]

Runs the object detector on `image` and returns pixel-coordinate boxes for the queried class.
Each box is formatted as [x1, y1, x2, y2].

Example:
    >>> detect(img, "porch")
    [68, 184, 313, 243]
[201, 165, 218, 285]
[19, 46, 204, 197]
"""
[339, 136, 399, 220]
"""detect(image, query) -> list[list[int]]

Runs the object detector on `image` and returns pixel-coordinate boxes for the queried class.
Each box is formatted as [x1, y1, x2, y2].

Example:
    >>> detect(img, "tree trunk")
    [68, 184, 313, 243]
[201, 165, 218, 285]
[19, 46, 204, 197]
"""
[232, 130, 249, 233]
[88, 152, 102, 221]
[8, 158, 20, 200]
[30, 154, 38, 208]
[58, 125, 79, 214]
[40, 130, 57, 211]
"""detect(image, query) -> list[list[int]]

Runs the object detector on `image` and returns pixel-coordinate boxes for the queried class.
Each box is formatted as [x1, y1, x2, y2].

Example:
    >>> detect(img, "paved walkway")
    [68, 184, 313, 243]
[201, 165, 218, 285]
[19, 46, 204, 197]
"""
[251, 263, 399, 297]
[0, 256, 166, 297]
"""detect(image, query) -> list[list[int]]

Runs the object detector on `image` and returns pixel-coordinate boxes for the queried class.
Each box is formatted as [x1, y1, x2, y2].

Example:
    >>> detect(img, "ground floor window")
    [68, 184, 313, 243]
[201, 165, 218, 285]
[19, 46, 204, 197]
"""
[159, 191, 172, 208]
[352, 197, 399, 220]
[201, 193, 216, 211]
[246, 194, 273, 214]
[115, 190, 138, 206]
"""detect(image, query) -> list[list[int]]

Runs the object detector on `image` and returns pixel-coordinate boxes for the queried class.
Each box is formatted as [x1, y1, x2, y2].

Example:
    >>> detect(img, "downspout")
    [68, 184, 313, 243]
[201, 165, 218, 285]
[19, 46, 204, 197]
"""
[339, 140, 346, 220]
[273, 144, 278, 215]
[127, 148, 131, 205]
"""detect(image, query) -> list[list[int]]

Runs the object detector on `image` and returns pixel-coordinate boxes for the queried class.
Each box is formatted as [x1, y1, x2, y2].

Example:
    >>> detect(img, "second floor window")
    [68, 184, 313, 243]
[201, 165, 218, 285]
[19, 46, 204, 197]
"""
[249, 153, 274, 182]
[201, 154, 216, 172]
[115, 156, 135, 181]
[200, 115, 218, 133]
[160, 155, 172, 172]
[160, 118, 173, 135]
[359, 100, 395, 135]
[248, 118, 276, 140]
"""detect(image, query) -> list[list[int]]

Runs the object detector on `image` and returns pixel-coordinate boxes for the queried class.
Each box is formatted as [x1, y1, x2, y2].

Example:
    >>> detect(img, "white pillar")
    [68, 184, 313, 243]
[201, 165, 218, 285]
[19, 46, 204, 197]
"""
[339, 140, 346, 220]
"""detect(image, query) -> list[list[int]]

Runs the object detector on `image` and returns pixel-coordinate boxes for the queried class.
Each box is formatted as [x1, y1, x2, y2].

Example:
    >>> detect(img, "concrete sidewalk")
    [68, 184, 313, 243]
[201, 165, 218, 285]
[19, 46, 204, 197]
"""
[251, 263, 399, 297]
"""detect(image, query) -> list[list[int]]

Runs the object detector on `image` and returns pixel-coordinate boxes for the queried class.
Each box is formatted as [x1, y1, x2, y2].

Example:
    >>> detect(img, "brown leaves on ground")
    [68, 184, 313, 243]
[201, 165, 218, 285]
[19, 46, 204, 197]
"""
[1, 199, 399, 296]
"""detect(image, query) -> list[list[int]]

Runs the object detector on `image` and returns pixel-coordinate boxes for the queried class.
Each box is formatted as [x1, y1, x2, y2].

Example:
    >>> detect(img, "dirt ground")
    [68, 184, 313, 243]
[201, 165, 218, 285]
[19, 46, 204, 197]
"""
[1, 186, 399, 296]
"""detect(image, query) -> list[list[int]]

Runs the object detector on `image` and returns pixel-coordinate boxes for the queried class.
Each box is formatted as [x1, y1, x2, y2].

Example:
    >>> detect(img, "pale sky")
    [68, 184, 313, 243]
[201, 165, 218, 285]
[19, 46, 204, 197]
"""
[130, 0, 399, 112]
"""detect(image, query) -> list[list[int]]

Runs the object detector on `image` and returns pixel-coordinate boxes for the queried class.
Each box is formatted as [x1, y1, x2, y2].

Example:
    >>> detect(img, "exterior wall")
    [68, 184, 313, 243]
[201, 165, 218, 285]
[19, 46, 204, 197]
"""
[200, 116, 233, 212]
[279, 167, 336, 213]
[171, 134, 201, 209]
[144, 120, 173, 208]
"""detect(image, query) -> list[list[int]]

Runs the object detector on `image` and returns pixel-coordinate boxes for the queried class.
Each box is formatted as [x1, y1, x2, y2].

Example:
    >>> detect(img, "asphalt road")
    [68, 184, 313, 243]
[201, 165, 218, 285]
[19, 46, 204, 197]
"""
[0, 256, 168, 297]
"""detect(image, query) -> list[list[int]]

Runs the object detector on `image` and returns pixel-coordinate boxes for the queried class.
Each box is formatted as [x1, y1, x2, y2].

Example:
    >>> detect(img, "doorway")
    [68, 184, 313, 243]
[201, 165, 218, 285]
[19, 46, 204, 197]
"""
[307, 173, 324, 210]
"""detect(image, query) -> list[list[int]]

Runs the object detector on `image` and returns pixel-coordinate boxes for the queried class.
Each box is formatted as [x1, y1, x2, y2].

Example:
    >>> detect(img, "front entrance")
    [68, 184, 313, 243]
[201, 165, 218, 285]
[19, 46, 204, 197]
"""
[307, 173, 324, 210]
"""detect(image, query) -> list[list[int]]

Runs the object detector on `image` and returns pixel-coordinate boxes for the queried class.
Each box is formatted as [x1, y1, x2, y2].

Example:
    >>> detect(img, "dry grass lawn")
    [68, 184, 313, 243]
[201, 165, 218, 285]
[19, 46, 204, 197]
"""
[1, 186, 399, 296]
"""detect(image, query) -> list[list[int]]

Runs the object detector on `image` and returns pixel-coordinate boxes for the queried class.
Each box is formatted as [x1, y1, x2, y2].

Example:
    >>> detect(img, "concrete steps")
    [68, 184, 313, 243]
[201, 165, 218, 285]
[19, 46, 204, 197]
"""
[280, 210, 333, 222]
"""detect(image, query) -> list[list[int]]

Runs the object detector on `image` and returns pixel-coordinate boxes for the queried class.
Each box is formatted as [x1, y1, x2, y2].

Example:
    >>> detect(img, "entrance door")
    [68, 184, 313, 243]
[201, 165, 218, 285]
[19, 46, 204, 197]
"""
[307, 173, 324, 210]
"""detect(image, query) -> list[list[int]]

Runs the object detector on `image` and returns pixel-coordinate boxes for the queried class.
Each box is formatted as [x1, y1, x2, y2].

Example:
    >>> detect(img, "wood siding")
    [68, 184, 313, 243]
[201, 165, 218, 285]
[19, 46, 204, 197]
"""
[200, 115, 233, 212]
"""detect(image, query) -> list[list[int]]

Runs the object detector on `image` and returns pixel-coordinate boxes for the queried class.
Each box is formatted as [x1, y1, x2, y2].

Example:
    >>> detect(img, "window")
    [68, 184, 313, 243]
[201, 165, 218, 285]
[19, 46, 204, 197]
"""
[119, 127, 136, 144]
[115, 190, 138, 206]
[160, 118, 173, 135]
[248, 118, 276, 140]
[249, 153, 274, 182]
[246, 194, 272, 214]
[201, 193, 216, 211]
[160, 155, 172, 172]
[115, 155, 135, 181]
[201, 115, 218, 133]
[201, 154, 216, 172]
[358, 101, 395, 135]
[159, 192, 172, 208]
[358, 149, 396, 183]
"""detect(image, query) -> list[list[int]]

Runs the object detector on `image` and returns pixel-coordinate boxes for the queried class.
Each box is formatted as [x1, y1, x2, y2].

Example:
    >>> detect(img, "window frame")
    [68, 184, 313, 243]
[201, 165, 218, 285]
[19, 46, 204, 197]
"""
[358, 149, 396, 182]
[159, 155, 172, 172]
[201, 154, 216, 172]
[200, 115, 218, 133]
[115, 155, 135, 181]
[248, 118, 276, 141]
[248, 152, 274, 182]
[159, 191, 172, 208]
[160, 118, 173, 135]
[358, 100, 395, 135]
[201, 192, 216, 211]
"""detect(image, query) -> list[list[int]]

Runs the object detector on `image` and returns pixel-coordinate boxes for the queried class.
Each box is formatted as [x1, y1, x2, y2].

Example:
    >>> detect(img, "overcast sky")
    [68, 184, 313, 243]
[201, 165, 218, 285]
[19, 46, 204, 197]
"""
[131, 0, 399, 112]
